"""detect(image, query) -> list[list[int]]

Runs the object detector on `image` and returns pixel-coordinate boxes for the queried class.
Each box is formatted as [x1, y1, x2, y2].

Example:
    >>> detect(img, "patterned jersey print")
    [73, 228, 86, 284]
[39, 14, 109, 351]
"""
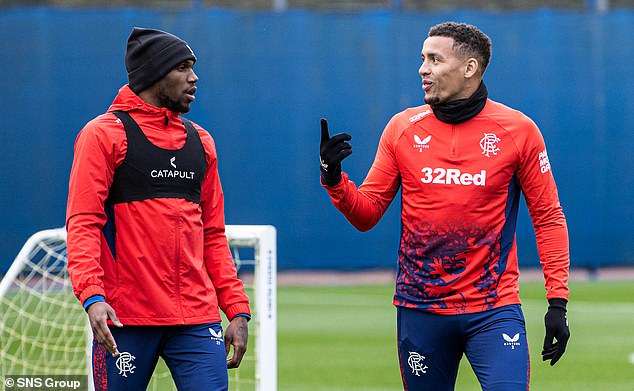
[324, 100, 569, 314]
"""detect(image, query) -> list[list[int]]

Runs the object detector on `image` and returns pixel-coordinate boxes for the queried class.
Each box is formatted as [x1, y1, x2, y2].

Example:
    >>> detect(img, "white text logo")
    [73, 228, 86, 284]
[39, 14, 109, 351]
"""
[502, 333, 520, 350]
[539, 150, 551, 173]
[480, 133, 501, 157]
[421, 167, 486, 186]
[407, 351, 428, 376]
[320, 158, 328, 171]
[152, 157, 195, 179]
[408, 109, 432, 123]
[209, 327, 223, 345]
[413, 134, 432, 151]
[116, 352, 136, 377]
[150, 170, 195, 179]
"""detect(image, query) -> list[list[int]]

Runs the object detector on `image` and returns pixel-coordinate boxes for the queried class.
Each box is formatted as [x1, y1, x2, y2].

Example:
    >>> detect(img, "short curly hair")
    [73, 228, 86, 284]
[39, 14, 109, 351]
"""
[428, 22, 492, 73]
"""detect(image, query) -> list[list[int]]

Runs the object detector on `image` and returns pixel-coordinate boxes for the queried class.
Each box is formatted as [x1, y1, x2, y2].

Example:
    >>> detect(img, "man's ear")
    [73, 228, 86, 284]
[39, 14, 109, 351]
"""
[464, 57, 479, 79]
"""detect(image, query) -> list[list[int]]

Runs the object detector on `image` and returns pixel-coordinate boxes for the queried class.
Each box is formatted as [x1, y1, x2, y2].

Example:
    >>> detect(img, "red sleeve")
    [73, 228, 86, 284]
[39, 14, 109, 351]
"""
[198, 128, 251, 320]
[66, 116, 122, 304]
[515, 119, 570, 300]
[323, 117, 401, 232]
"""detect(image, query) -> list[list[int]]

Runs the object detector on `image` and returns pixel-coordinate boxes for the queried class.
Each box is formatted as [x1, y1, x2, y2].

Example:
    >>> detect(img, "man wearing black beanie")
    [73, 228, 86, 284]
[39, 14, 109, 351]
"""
[126, 27, 197, 95]
[66, 27, 250, 391]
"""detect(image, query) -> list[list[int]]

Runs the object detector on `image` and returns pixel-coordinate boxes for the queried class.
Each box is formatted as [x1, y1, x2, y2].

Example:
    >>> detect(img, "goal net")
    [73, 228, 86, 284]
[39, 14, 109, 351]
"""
[0, 225, 277, 391]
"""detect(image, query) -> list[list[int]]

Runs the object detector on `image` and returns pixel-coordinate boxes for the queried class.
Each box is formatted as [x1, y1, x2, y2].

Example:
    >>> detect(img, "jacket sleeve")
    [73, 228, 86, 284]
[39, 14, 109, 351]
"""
[66, 118, 118, 305]
[322, 118, 401, 232]
[516, 119, 570, 301]
[199, 130, 251, 320]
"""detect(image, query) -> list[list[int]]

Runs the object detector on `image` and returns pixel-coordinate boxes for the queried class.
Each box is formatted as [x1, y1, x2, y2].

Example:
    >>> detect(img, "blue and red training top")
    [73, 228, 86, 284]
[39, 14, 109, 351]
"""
[323, 99, 570, 315]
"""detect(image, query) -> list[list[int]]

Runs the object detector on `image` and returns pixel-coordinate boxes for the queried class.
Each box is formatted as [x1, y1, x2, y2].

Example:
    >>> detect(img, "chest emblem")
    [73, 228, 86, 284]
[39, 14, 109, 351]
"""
[480, 133, 501, 157]
[413, 134, 432, 151]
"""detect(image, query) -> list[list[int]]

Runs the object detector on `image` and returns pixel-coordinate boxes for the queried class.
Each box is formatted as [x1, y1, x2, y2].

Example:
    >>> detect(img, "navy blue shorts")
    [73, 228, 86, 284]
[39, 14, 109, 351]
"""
[397, 305, 529, 391]
[92, 322, 228, 391]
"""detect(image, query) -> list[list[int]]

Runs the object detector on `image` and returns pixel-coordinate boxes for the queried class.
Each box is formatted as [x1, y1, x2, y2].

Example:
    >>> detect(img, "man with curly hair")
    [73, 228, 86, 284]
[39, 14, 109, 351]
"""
[320, 22, 570, 390]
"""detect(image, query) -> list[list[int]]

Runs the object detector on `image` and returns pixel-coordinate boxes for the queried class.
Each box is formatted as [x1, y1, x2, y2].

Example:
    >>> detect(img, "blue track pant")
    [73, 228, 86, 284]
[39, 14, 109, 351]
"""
[92, 322, 228, 391]
[398, 305, 529, 391]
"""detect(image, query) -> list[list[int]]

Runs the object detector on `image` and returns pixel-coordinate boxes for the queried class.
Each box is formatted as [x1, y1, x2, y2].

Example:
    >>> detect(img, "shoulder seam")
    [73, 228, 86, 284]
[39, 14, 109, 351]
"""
[393, 106, 433, 145]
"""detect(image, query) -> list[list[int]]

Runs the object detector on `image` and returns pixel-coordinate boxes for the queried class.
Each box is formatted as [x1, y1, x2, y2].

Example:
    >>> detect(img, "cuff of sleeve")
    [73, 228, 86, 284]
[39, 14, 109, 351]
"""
[226, 303, 251, 321]
[79, 285, 106, 306]
[83, 295, 105, 311]
[320, 173, 343, 188]
[547, 298, 568, 310]
[234, 313, 251, 321]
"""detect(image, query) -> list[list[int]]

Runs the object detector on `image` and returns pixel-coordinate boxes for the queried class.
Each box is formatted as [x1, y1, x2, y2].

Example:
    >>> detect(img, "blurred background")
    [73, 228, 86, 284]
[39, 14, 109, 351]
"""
[1, 0, 633, 274]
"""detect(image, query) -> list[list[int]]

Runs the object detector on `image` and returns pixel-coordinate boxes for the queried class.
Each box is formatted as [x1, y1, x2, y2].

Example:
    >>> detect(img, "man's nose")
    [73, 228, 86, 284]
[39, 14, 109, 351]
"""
[189, 70, 199, 83]
[419, 62, 429, 76]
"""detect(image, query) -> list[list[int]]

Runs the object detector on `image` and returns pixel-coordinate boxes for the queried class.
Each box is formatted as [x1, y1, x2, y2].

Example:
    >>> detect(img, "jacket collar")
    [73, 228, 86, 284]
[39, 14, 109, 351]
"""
[108, 85, 182, 124]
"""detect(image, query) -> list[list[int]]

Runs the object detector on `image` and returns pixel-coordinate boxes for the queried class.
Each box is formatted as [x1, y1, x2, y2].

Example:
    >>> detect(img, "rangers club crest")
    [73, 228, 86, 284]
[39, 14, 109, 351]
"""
[116, 352, 136, 377]
[480, 133, 501, 157]
[407, 351, 428, 376]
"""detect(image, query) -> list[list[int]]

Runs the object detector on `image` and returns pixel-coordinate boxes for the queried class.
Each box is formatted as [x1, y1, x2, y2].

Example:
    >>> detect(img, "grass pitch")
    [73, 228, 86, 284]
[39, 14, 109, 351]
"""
[2, 279, 633, 390]
[275, 280, 634, 391]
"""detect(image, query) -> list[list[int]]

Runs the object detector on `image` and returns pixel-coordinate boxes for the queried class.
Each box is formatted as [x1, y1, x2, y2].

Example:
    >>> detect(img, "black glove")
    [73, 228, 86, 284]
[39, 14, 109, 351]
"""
[542, 298, 570, 366]
[319, 118, 352, 186]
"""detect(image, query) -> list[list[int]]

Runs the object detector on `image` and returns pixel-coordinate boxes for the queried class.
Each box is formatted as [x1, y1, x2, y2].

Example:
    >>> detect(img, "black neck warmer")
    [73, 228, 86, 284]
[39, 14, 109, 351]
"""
[430, 81, 488, 124]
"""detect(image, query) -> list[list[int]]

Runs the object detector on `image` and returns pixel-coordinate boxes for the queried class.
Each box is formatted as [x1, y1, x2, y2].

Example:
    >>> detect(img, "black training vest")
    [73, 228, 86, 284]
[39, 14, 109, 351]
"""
[106, 111, 207, 205]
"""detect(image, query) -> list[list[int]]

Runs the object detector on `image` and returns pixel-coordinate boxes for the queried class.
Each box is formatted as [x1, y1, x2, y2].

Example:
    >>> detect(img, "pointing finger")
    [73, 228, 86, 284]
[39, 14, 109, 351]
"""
[320, 118, 330, 144]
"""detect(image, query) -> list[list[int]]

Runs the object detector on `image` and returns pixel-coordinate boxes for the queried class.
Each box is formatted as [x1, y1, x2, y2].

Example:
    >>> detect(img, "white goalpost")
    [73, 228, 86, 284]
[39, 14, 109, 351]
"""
[0, 225, 277, 391]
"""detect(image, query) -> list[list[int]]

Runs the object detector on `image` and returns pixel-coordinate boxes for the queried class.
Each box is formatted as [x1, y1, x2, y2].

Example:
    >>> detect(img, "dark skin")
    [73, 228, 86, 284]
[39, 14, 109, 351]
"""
[87, 302, 122, 356]
[224, 316, 249, 368]
[139, 59, 198, 113]
[87, 59, 249, 368]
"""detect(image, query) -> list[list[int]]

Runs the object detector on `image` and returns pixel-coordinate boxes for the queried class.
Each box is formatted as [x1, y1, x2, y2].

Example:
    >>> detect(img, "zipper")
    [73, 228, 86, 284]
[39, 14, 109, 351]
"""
[175, 201, 185, 324]
[450, 125, 458, 159]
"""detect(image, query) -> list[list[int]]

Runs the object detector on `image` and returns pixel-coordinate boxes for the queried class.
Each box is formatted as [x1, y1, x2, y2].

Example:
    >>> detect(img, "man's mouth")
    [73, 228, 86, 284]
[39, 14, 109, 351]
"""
[422, 80, 433, 92]
[185, 87, 196, 102]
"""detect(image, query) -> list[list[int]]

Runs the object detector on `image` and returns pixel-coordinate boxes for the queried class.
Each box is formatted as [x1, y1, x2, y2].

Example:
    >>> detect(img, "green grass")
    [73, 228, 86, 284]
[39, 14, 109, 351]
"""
[276, 281, 634, 391]
[2, 280, 633, 390]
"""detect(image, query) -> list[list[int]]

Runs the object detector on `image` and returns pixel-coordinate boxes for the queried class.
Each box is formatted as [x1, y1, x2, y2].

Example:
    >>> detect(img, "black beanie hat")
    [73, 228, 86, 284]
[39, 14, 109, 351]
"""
[125, 27, 197, 94]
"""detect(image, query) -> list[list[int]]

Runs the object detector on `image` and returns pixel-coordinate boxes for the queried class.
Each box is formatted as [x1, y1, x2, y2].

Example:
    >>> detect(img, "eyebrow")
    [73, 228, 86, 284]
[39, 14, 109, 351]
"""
[422, 51, 442, 59]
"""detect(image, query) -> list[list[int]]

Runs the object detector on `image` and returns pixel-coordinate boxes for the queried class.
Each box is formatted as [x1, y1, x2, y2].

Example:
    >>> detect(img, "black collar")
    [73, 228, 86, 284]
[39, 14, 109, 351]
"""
[430, 81, 488, 124]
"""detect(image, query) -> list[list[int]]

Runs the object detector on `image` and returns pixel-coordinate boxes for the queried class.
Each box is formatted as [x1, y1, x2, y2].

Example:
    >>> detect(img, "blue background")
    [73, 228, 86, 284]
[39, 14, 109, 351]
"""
[1, 7, 632, 273]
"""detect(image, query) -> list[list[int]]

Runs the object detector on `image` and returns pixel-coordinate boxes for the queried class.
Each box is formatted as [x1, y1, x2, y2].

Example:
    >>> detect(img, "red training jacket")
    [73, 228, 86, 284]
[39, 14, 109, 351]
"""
[324, 100, 570, 314]
[66, 85, 250, 325]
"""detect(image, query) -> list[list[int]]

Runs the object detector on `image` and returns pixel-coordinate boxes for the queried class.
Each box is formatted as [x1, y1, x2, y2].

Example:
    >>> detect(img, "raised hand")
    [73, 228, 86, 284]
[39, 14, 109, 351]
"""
[320, 118, 352, 186]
